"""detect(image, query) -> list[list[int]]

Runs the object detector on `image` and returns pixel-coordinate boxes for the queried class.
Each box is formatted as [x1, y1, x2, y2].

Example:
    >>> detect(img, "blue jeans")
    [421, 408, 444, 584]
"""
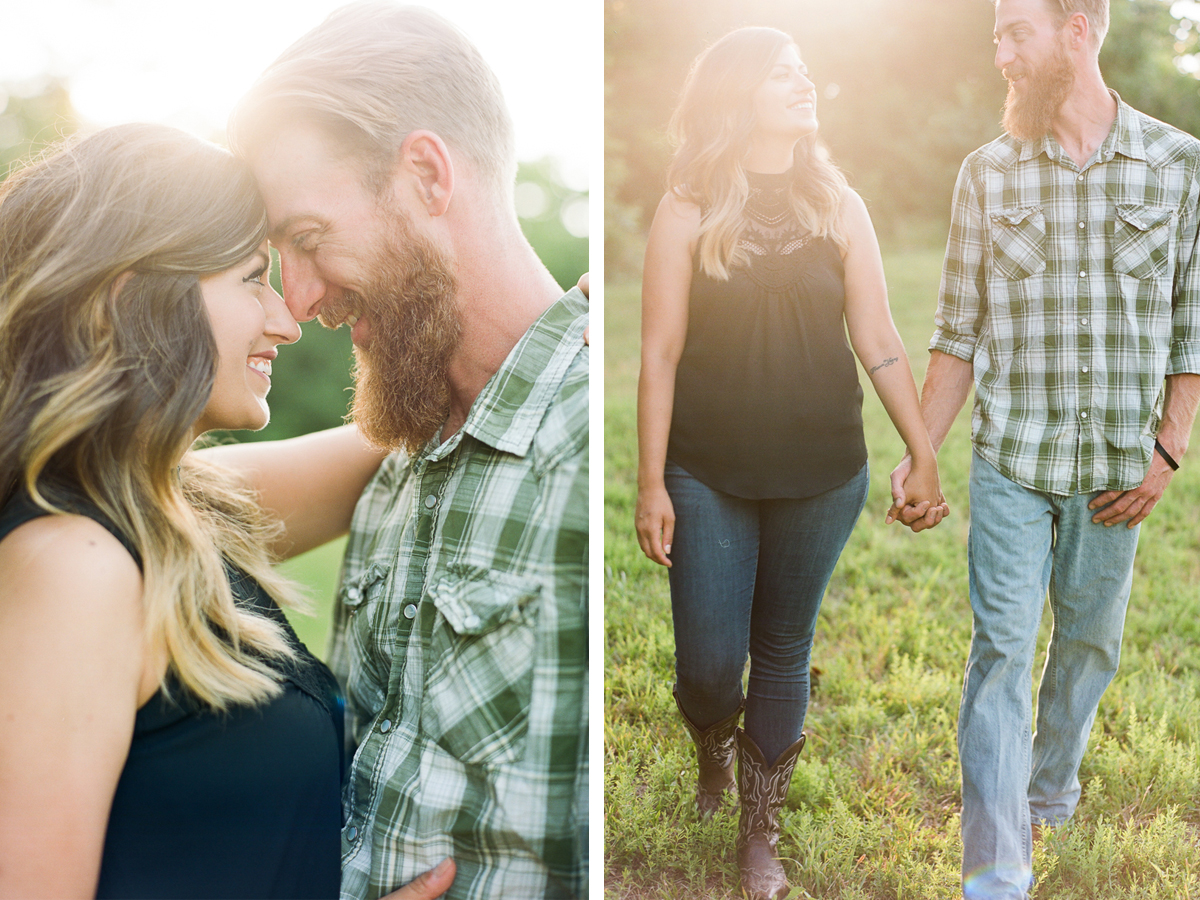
[960, 453, 1140, 900]
[665, 460, 868, 764]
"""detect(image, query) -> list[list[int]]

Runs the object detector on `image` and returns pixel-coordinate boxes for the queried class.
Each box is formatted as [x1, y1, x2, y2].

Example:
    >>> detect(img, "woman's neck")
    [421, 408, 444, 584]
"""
[744, 136, 796, 175]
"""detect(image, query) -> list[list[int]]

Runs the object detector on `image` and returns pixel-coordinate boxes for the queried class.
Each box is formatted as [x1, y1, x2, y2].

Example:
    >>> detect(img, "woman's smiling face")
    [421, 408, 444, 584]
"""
[751, 44, 818, 142]
[192, 244, 300, 437]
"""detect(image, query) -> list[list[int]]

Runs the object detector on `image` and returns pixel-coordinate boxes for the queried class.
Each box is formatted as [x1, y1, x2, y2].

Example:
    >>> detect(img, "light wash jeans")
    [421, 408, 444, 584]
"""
[665, 459, 868, 764]
[960, 453, 1140, 900]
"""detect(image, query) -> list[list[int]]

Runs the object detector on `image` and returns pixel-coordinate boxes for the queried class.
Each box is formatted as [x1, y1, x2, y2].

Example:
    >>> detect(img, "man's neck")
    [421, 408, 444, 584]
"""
[1050, 67, 1117, 169]
[439, 214, 563, 441]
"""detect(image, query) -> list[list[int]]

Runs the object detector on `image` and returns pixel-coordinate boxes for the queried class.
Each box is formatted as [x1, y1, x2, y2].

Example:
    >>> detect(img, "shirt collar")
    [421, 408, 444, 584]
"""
[1017, 90, 1146, 167]
[420, 287, 588, 461]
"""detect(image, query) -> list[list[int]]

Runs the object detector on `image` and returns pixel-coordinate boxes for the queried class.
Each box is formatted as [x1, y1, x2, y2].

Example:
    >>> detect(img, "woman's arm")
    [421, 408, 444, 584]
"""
[635, 192, 699, 567]
[0, 517, 146, 899]
[838, 188, 946, 525]
[194, 425, 390, 559]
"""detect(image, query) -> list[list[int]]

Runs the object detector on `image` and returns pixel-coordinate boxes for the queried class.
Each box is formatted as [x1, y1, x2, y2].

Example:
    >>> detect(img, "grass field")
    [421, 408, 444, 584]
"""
[604, 248, 1200, 899]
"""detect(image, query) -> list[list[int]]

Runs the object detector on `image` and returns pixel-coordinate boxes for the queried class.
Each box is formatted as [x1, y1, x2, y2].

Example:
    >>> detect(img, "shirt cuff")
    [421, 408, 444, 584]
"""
[1167, 340, 1200, 375]
[929, 329, 977, 362]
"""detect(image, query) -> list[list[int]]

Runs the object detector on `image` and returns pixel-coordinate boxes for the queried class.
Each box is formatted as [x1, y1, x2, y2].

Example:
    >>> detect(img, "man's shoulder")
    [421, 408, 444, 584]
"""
[1127, 104, 1200, 169]
[530, 345, 588, 476]
[962, 132, 1023, 174]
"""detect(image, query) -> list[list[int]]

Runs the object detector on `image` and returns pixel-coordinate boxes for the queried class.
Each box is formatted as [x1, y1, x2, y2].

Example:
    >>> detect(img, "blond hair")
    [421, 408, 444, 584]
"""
[996, 0, 1110, 49]
[669, 26, 848, 281]
[229, 1, 516, 202]
[0, 123, 301, 710]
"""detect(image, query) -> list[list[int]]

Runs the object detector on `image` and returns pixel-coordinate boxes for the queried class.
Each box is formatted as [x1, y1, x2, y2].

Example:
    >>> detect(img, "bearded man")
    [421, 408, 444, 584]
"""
[886, 1, 1200, 897]
[228, 4, 588, 899]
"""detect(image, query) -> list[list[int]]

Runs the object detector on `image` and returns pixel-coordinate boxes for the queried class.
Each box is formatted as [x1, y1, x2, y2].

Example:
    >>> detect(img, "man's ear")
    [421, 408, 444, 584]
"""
[1066, 11, 1090, 50]
[395, 130, 454, 217]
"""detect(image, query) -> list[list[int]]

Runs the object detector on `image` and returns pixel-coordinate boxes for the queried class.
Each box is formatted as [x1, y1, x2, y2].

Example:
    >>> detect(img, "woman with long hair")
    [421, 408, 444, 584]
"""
[0, 123, 391, 899]
[635, 27, 946, 899]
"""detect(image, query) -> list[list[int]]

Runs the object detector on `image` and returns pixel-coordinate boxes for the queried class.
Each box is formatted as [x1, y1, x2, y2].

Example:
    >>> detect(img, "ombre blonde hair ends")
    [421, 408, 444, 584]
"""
[0, 123, 300, 710]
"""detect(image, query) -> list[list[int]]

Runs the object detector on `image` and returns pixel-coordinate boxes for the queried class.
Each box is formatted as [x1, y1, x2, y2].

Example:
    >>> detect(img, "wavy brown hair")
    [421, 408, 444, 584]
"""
[0, 123, 300, 710]
[669, 26, 848, 280]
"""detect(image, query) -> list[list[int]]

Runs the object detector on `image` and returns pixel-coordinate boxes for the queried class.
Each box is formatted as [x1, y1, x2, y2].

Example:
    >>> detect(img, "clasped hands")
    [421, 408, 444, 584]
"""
[886, 453, 949, 533]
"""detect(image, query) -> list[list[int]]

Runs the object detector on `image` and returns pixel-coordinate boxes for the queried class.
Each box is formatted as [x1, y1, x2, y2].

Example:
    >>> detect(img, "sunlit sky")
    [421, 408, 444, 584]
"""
[0, 0, 597, 191]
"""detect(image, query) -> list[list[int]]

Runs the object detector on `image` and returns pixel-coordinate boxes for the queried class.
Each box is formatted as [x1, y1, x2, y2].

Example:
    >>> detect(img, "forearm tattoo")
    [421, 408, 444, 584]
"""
[869, 356, 899, 376]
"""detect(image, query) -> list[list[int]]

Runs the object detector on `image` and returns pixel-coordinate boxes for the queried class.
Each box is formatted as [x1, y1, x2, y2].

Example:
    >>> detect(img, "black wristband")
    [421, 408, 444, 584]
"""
[1154, 439, 1180, 471]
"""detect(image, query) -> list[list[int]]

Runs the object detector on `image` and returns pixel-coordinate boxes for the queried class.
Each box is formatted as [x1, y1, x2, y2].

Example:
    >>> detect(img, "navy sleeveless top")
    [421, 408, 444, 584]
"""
[0, 488, 343, 899]
[667, 169, 868, 499]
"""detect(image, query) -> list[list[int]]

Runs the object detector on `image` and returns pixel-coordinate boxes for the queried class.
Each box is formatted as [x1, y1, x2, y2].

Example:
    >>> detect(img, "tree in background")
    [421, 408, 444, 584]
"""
[606, 0, 1200, 275]
[0, 83, 588, 444]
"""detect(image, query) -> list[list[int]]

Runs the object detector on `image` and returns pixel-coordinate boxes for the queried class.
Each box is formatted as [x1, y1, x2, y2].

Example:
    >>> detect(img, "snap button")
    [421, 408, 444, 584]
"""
[404, 603, 418, 619]
[424, 494, 437, 509]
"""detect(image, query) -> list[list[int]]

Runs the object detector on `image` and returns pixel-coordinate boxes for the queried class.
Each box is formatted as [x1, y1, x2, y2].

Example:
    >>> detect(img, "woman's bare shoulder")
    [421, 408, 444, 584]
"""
[0, 512, 142, 618]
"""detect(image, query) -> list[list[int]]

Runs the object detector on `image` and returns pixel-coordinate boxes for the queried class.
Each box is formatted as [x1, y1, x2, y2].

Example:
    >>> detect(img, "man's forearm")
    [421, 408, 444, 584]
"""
[919, 350, 975, 453]
[1157, 372, 1200, 461]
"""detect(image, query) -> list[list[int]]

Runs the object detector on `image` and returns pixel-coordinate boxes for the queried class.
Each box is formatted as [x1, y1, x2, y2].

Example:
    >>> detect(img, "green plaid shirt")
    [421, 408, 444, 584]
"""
[932, 95, 1200, 494]
[328, 289, 588, 900]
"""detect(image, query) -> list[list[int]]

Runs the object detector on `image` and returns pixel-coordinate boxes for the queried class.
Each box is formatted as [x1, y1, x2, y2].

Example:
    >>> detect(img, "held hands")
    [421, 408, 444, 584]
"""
[379, 858, 456, 900]
[886, 453, 949, 533]
[635, 484, 675, 567]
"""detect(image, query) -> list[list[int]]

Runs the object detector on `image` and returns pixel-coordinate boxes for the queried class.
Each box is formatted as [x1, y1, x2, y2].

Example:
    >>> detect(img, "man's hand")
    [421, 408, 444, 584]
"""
[886, 453, 949, 532]
[379, 858, 456, 900]
[1088, 452, 1175, 528]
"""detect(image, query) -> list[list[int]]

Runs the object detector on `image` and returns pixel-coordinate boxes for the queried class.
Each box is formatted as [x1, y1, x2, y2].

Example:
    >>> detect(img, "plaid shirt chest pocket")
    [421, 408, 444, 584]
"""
[990, 206, 1047, 281]
[340, 562, 397, 720]
[422, 566, 541, 768]
[1113, 204, 1175, 280]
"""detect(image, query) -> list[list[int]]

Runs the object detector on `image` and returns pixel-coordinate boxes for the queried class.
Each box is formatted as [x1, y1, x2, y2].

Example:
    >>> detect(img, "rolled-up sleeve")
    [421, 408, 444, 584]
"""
[931, 158, 988, 362]
[1169, 160, 1200, 375]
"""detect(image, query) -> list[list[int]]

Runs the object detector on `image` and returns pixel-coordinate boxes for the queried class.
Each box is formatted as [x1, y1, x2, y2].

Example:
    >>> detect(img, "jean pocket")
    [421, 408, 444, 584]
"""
[1113, 203, 1174, 279]
[990, 206, 1046, 281]
[422, 566, 541, 767]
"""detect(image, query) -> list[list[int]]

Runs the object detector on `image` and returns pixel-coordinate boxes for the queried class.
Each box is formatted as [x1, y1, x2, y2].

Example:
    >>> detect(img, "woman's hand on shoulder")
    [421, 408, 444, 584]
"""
[0, 514, 145, 898]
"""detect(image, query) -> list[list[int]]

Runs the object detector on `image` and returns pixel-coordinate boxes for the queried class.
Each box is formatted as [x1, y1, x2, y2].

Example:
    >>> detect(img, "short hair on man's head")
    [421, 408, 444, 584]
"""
[997, 0, 1109, 49]
[229, 2, 516, 202]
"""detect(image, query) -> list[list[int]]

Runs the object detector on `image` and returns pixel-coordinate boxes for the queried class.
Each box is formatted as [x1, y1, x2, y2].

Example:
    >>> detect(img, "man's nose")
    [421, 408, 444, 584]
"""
[278, 252, 326, 323]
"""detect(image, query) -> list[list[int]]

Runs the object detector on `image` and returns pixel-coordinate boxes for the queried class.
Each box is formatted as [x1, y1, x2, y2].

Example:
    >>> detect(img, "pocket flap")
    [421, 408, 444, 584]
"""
[991, 206, 1041, 227]
[430, 567, 541, 635]
[1116, 203, 1173, 233]
[341, 562, 390, 609]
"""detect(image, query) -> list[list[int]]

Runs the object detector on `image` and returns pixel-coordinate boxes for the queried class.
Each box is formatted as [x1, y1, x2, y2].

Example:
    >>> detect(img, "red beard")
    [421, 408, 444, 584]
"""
[320, 212, 461, 453]
[1001, 34, 1075, 142]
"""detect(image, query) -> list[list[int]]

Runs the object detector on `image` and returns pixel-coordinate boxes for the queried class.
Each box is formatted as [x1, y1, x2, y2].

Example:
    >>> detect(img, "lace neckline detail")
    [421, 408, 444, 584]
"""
[736, 169, 815, 290]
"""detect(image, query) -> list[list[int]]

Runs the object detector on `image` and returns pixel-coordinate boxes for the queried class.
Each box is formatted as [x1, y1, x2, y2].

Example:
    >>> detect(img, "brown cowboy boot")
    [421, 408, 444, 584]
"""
[673, 687, 742, 818]
[736, 728, 806, 900]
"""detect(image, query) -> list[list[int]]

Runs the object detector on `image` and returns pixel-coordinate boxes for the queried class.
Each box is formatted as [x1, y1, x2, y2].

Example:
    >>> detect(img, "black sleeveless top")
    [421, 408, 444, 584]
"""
[0, 489, 343, 899]
[668, 169, 868, 499]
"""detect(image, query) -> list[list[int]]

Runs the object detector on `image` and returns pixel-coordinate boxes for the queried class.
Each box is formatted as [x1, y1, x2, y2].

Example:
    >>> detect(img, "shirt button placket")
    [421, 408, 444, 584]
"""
[1075, 169, 1093, 448]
